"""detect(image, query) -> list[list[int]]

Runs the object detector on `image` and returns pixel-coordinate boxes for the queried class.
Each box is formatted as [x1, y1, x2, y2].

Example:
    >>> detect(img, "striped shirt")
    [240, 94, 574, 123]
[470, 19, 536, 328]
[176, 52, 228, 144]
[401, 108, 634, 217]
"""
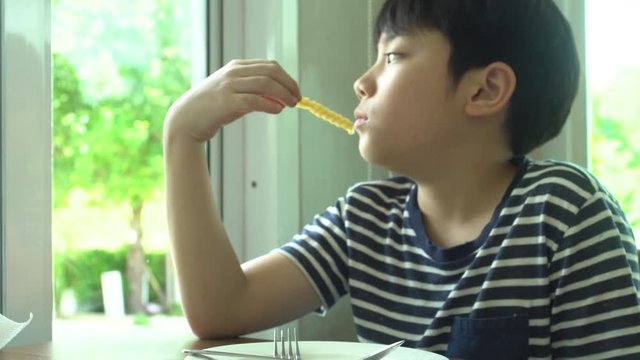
[277, 157, 640, 359]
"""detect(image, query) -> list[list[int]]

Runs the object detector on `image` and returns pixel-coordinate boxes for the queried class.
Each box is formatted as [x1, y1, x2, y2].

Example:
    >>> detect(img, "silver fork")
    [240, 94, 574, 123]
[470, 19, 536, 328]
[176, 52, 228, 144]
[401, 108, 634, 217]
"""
[273, 328, 302, 360]
[182, 327, 302, 360]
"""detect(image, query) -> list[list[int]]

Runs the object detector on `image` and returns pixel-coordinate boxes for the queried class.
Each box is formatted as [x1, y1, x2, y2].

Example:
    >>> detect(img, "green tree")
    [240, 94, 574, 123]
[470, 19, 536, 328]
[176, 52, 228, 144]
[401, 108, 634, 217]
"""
[53, 0, 191, 313]
[53, 53, 91, 207]
[591, 67, 640, 232]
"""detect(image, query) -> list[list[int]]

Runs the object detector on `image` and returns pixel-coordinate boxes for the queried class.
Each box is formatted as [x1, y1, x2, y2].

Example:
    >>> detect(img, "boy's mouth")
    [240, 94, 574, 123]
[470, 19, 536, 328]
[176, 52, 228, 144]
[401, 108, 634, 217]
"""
[354, 110, 369, 129]
[354, 116, 369, 128]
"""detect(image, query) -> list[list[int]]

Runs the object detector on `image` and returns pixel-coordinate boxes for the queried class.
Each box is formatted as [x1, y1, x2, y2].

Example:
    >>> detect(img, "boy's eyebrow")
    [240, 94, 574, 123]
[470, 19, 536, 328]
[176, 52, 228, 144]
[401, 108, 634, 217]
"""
[378, 32, 396, 45]
[377, 32, 402, 52]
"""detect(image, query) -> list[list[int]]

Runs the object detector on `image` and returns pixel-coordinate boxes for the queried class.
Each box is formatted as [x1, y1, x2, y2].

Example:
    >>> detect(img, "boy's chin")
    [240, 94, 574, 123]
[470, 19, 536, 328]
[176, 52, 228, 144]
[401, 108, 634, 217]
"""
[359, 141, 415, 177]
[358, 140, 392, 171]
[357, 139, 374, 163]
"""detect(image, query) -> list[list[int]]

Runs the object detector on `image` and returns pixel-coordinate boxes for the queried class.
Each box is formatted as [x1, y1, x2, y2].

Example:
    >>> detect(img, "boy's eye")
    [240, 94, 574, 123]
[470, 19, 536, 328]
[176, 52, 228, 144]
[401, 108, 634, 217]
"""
[384, 52, 400, 64]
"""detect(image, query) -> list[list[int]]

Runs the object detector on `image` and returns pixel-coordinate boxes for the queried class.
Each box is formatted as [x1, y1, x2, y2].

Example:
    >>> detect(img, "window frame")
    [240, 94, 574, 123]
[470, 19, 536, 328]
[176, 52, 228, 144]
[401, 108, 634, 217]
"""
[0, 0, 213, 346]
[1, 0, 53, 346]
[0, 0, 4, 320]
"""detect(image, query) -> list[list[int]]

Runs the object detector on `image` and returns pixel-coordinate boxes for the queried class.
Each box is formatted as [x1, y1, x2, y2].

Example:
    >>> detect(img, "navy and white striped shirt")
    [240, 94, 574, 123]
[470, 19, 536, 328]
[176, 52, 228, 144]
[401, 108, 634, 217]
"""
[278, 157, 640, 359]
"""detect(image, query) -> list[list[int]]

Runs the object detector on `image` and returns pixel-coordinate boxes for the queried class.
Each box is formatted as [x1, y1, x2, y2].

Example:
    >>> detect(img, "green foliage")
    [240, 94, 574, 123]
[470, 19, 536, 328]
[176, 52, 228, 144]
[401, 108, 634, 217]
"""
[54, 248, 168, 313]
[52, 0, 190, 210]
[54, 248, 128, 312]
[52, 53, 92, 208]
[133, 313, 151, 326]
[52, 0, 193, 315]
[168, 302, 184, 317]
[591, 67, 640, 231]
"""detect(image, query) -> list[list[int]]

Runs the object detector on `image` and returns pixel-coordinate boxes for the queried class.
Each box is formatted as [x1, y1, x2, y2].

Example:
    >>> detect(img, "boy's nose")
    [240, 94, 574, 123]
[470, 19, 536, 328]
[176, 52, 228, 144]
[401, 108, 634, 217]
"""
[353, 72, 373, 100]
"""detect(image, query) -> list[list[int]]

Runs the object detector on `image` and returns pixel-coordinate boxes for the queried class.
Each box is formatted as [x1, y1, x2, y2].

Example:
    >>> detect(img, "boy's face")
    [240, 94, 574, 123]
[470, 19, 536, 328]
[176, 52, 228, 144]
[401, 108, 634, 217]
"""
[353, 30, 468, 176]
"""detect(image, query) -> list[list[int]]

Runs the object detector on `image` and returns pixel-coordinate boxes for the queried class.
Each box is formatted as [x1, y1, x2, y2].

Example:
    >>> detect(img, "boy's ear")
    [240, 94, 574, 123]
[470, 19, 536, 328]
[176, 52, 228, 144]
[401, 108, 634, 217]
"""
[464, 62, 516, 119]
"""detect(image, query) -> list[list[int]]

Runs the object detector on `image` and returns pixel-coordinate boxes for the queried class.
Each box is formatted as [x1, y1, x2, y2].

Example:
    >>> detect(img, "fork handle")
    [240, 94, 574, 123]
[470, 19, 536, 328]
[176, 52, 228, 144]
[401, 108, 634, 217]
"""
[183, 348, 276, 359]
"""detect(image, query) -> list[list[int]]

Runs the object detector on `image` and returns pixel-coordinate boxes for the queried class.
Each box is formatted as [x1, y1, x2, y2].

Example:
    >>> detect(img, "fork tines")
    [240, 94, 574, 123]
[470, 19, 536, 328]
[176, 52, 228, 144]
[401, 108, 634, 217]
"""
[273, 327, 301, 360]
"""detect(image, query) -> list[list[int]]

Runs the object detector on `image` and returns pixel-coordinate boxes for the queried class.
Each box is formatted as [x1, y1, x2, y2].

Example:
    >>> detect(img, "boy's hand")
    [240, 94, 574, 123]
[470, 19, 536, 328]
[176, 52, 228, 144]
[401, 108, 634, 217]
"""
[162, 61, 318, 338]
[164, 59, 301, 143]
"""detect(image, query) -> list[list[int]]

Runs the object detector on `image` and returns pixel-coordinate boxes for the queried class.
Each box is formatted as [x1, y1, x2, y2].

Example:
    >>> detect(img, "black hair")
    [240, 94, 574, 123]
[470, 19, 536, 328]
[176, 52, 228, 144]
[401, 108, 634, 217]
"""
[374, 0, 580, 156]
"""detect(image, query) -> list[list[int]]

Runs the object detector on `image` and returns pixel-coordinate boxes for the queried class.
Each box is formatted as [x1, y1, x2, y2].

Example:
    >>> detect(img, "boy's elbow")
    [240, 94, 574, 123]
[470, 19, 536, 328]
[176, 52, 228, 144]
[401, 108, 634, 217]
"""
[185, 308, 249, 340]
[188, 317, 230, 340]
[190, 322, 221, 340]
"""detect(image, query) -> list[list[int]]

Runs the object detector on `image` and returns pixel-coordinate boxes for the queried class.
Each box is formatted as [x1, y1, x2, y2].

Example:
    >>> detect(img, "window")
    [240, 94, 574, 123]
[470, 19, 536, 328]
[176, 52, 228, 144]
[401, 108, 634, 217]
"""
[51, 0, 208, 345]
[586, 0, 640, 244]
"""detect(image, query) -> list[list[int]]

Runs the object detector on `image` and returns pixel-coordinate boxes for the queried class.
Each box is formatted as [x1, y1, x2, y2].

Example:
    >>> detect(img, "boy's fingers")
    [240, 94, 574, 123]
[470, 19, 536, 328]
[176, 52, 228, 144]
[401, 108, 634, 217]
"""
[262, 95, 287, 107]
[225, 59, 266, 66]
[226, 61, 301, 101]
[261, 61, 302, 99]
[231, 76, 299, 107]
[234, 94, 285, 115]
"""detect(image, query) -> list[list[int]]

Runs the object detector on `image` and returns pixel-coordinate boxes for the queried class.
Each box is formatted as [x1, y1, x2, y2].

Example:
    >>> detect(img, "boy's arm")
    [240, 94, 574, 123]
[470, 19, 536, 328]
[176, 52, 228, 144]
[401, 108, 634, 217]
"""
[163, 60, 321, 339]
[549, 192, 640, 358]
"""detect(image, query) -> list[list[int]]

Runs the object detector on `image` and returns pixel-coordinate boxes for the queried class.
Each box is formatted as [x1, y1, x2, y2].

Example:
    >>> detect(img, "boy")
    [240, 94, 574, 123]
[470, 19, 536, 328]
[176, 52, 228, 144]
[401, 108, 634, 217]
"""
[163, 0, 640, 358]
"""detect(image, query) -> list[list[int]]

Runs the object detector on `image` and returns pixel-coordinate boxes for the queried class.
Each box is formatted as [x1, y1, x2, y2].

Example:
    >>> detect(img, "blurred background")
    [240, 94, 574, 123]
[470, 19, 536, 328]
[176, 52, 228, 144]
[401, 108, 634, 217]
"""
[51, 0, 193, 343]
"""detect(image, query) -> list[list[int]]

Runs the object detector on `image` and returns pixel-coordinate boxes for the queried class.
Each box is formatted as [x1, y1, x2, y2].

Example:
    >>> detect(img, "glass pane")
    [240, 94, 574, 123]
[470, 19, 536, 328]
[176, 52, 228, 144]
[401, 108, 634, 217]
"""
[587, 0, 640, 245]
[52, 0, 197, 345]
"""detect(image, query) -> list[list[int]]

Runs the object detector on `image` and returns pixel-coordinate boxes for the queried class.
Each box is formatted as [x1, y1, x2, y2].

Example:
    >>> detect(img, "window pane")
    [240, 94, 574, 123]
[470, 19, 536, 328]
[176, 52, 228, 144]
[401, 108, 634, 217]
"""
[52, 0, 197, 344]
[587, 0, 640, 245]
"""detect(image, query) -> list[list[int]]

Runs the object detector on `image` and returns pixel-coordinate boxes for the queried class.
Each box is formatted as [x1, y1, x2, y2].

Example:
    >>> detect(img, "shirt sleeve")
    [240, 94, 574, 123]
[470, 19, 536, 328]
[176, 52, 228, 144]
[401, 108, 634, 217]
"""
[549, 190, 640, 358]
[275, 197, 350, 315]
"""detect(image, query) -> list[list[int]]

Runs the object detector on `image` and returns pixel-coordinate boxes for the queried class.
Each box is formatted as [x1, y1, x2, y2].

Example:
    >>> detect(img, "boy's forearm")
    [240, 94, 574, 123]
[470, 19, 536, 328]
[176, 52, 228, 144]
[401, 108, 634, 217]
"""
[163, 121, 247, 338]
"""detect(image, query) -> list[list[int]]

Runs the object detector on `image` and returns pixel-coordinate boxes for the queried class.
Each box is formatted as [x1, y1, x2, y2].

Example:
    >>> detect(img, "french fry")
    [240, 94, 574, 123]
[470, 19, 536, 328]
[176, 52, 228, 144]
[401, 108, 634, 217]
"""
[296, 97, 354, 135]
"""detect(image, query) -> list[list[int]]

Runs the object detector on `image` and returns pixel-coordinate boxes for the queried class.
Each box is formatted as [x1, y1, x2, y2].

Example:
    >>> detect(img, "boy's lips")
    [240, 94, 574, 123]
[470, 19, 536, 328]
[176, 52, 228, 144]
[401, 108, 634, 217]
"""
[354, 110, 369, 129]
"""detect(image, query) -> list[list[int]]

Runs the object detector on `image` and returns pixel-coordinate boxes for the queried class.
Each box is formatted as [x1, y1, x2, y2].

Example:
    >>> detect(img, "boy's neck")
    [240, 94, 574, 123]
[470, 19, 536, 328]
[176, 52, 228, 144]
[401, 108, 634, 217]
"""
[414, 157, 518, 249]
